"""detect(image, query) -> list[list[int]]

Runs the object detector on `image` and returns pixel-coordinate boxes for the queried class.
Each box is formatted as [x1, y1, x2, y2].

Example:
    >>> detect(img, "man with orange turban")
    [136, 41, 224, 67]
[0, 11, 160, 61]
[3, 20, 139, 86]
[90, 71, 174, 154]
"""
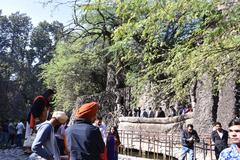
[66, 102, 105, 160]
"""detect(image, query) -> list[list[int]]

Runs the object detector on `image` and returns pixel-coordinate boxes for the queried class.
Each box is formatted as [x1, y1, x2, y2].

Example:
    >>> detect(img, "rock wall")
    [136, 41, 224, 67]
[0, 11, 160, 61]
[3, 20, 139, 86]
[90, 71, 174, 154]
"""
[68, 88, 131, 126]
[118, 113, 193, 134]
[68, 91, 116, 125]
[193, 74, 214, 135]
[217, 77, 237, 129]
[137, 83, 157, 109]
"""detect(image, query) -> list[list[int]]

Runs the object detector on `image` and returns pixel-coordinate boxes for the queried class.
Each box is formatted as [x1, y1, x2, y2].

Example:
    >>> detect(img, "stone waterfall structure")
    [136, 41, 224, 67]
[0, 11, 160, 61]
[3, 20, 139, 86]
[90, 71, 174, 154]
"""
[116, 74, 239, 159]
[69, 70, 239, 159]
[118, 113, 193, 133]
[118, 113, 213, 160]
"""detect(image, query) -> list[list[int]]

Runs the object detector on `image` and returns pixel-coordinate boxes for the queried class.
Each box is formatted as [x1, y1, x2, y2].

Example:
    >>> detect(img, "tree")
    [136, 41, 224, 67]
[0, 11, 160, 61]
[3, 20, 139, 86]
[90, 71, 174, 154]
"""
[110, 0, 240, 103]
[41, 0, 120, 110]
[0, 10, 64, 120]
[42, 0, 240, 110]
[41, 37, 107, 110]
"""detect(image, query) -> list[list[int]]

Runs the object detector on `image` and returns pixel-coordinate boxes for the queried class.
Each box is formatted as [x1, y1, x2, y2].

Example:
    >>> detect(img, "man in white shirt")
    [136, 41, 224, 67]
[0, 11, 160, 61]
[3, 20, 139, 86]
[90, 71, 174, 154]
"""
[211, 122, 228, 160]
[16, 120, 25, 147]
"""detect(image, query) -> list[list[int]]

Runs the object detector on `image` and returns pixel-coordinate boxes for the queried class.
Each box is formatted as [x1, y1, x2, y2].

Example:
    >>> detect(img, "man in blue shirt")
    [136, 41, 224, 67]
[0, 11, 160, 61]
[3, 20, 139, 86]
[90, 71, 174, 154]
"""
[29, 111, 68, 160]
[219, 118, 240, 160]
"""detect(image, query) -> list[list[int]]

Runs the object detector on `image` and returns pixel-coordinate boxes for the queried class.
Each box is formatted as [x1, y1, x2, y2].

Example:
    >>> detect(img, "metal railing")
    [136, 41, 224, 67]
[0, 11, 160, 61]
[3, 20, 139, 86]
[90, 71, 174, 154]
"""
[118, 130, 215, 160]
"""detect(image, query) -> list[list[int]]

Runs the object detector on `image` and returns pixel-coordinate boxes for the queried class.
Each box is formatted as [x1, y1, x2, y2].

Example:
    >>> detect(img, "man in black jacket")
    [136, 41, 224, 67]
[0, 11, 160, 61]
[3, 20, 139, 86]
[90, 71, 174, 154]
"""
[179, 124, 200, 160]
[66, 102, 105, 160]
[211, 122, 228, 160]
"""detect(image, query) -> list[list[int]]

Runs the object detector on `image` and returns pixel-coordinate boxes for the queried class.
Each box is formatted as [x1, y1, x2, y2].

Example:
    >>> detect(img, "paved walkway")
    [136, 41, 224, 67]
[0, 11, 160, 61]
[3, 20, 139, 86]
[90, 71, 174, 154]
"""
[0, 148, 153, 160]
[119, 154, 153, 160]
[0, 147, 28, 160]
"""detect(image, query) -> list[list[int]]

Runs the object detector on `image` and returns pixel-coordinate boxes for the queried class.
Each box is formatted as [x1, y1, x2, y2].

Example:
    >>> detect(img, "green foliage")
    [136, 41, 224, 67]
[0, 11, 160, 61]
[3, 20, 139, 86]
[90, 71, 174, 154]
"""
[166, 1, 240, 99]
[110, 0, 240, 102]
[41, 37, 107, 110]
[0, 10, 64, 120]
[42, 0, 240, 108]
[41, 0, 119, 110]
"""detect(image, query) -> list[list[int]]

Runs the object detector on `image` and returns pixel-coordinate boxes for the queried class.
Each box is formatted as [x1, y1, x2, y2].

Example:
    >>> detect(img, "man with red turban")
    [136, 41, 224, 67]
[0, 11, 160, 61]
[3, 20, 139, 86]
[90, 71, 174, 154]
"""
[66, 102, 105, 160]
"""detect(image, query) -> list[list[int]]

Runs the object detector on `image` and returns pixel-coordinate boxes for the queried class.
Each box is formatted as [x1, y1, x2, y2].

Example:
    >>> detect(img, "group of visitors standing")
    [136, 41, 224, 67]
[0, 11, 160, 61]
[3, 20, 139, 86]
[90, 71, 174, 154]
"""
[180, 119, 240, 160]
[128, 106, 177, 118]
[4, 88, 240, 160]
[24, 89, 120, 160]
[127, 104, 192, 118]
[0, 119, 25, 148]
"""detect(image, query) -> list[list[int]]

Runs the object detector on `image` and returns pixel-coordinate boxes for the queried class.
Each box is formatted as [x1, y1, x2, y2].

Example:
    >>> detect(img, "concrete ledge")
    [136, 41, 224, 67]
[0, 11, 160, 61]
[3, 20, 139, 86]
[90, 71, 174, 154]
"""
[119, 113, 193, 124]
[119, 113, 193, 133]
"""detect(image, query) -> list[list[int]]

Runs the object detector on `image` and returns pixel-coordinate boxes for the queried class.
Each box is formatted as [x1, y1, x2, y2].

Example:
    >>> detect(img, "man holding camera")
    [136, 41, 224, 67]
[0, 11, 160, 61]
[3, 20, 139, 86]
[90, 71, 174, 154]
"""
[179, 124, 200, 160]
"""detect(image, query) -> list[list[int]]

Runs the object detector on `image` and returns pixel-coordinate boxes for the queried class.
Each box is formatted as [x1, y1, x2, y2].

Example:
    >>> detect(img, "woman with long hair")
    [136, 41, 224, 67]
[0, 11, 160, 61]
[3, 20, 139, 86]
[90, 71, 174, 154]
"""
[106, 126, 121, 160]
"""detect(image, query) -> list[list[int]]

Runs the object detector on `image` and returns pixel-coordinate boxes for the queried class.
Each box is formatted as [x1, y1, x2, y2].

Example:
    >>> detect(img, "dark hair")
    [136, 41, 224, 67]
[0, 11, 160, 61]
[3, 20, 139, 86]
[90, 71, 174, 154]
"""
[215, 122, 222, 126]
[97, 116, 102, 120]
[42, 89, 55, 99]
[111, 126, 120, 139]
[187, 124, 193, 128]
[229, 117, 240, 127]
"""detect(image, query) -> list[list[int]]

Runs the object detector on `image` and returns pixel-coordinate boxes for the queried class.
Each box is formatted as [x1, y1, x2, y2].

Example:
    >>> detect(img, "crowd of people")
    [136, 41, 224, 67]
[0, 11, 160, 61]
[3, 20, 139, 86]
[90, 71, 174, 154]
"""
[179, 119, 240, 160]
[0, 89, 121, 160]
[2, 89, 240, 160]
[25, 90, 121, 160]
[126, 104, 193, 118]
[0, 120, 25, 148]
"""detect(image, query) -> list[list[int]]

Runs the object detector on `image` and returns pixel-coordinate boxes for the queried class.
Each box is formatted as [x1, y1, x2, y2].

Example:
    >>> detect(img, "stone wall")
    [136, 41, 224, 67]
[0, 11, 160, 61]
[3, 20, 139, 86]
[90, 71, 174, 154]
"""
[137, 83, 157, 110]
[217, 77, 237, 129]
[193, 74, 214, 135]
[132, 74, 239, 135]
[68, 91, 116, 125]
[68, 88, 131, 126]
[118, 113, 193, 134]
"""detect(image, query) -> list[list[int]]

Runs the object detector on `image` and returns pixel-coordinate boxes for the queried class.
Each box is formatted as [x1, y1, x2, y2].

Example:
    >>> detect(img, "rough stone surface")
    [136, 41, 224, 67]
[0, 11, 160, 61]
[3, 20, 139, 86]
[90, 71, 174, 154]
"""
[0, 148, 151, 160]
[194, 74, 214, 135]
[119, 113, 193, 134]
[217, 77, 237, 129]
[68, 88, 131, 127]
[137, 83, 157, 110]
[68, 91, 116, 125]
[0, 148, 28, 160]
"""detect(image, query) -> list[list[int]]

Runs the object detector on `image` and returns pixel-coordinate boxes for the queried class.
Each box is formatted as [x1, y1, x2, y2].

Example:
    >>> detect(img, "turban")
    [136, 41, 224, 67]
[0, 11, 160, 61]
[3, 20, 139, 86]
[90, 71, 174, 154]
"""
[75, 102, 98, 120]
[52, 111, 68, 124]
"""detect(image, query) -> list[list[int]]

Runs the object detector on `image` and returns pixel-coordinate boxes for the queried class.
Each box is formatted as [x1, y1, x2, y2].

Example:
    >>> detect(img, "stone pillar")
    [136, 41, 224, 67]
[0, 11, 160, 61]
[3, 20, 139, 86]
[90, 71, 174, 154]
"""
[190, 80, 197, 111]
[106, 65, 116, 92]
[193, 74, 214, 135]
[217, 78, 236, 129]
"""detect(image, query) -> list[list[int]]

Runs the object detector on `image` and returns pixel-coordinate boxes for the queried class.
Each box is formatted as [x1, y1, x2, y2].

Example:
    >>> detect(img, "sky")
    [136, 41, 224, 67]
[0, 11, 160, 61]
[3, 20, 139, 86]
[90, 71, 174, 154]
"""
[0, 0, 73, 26]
